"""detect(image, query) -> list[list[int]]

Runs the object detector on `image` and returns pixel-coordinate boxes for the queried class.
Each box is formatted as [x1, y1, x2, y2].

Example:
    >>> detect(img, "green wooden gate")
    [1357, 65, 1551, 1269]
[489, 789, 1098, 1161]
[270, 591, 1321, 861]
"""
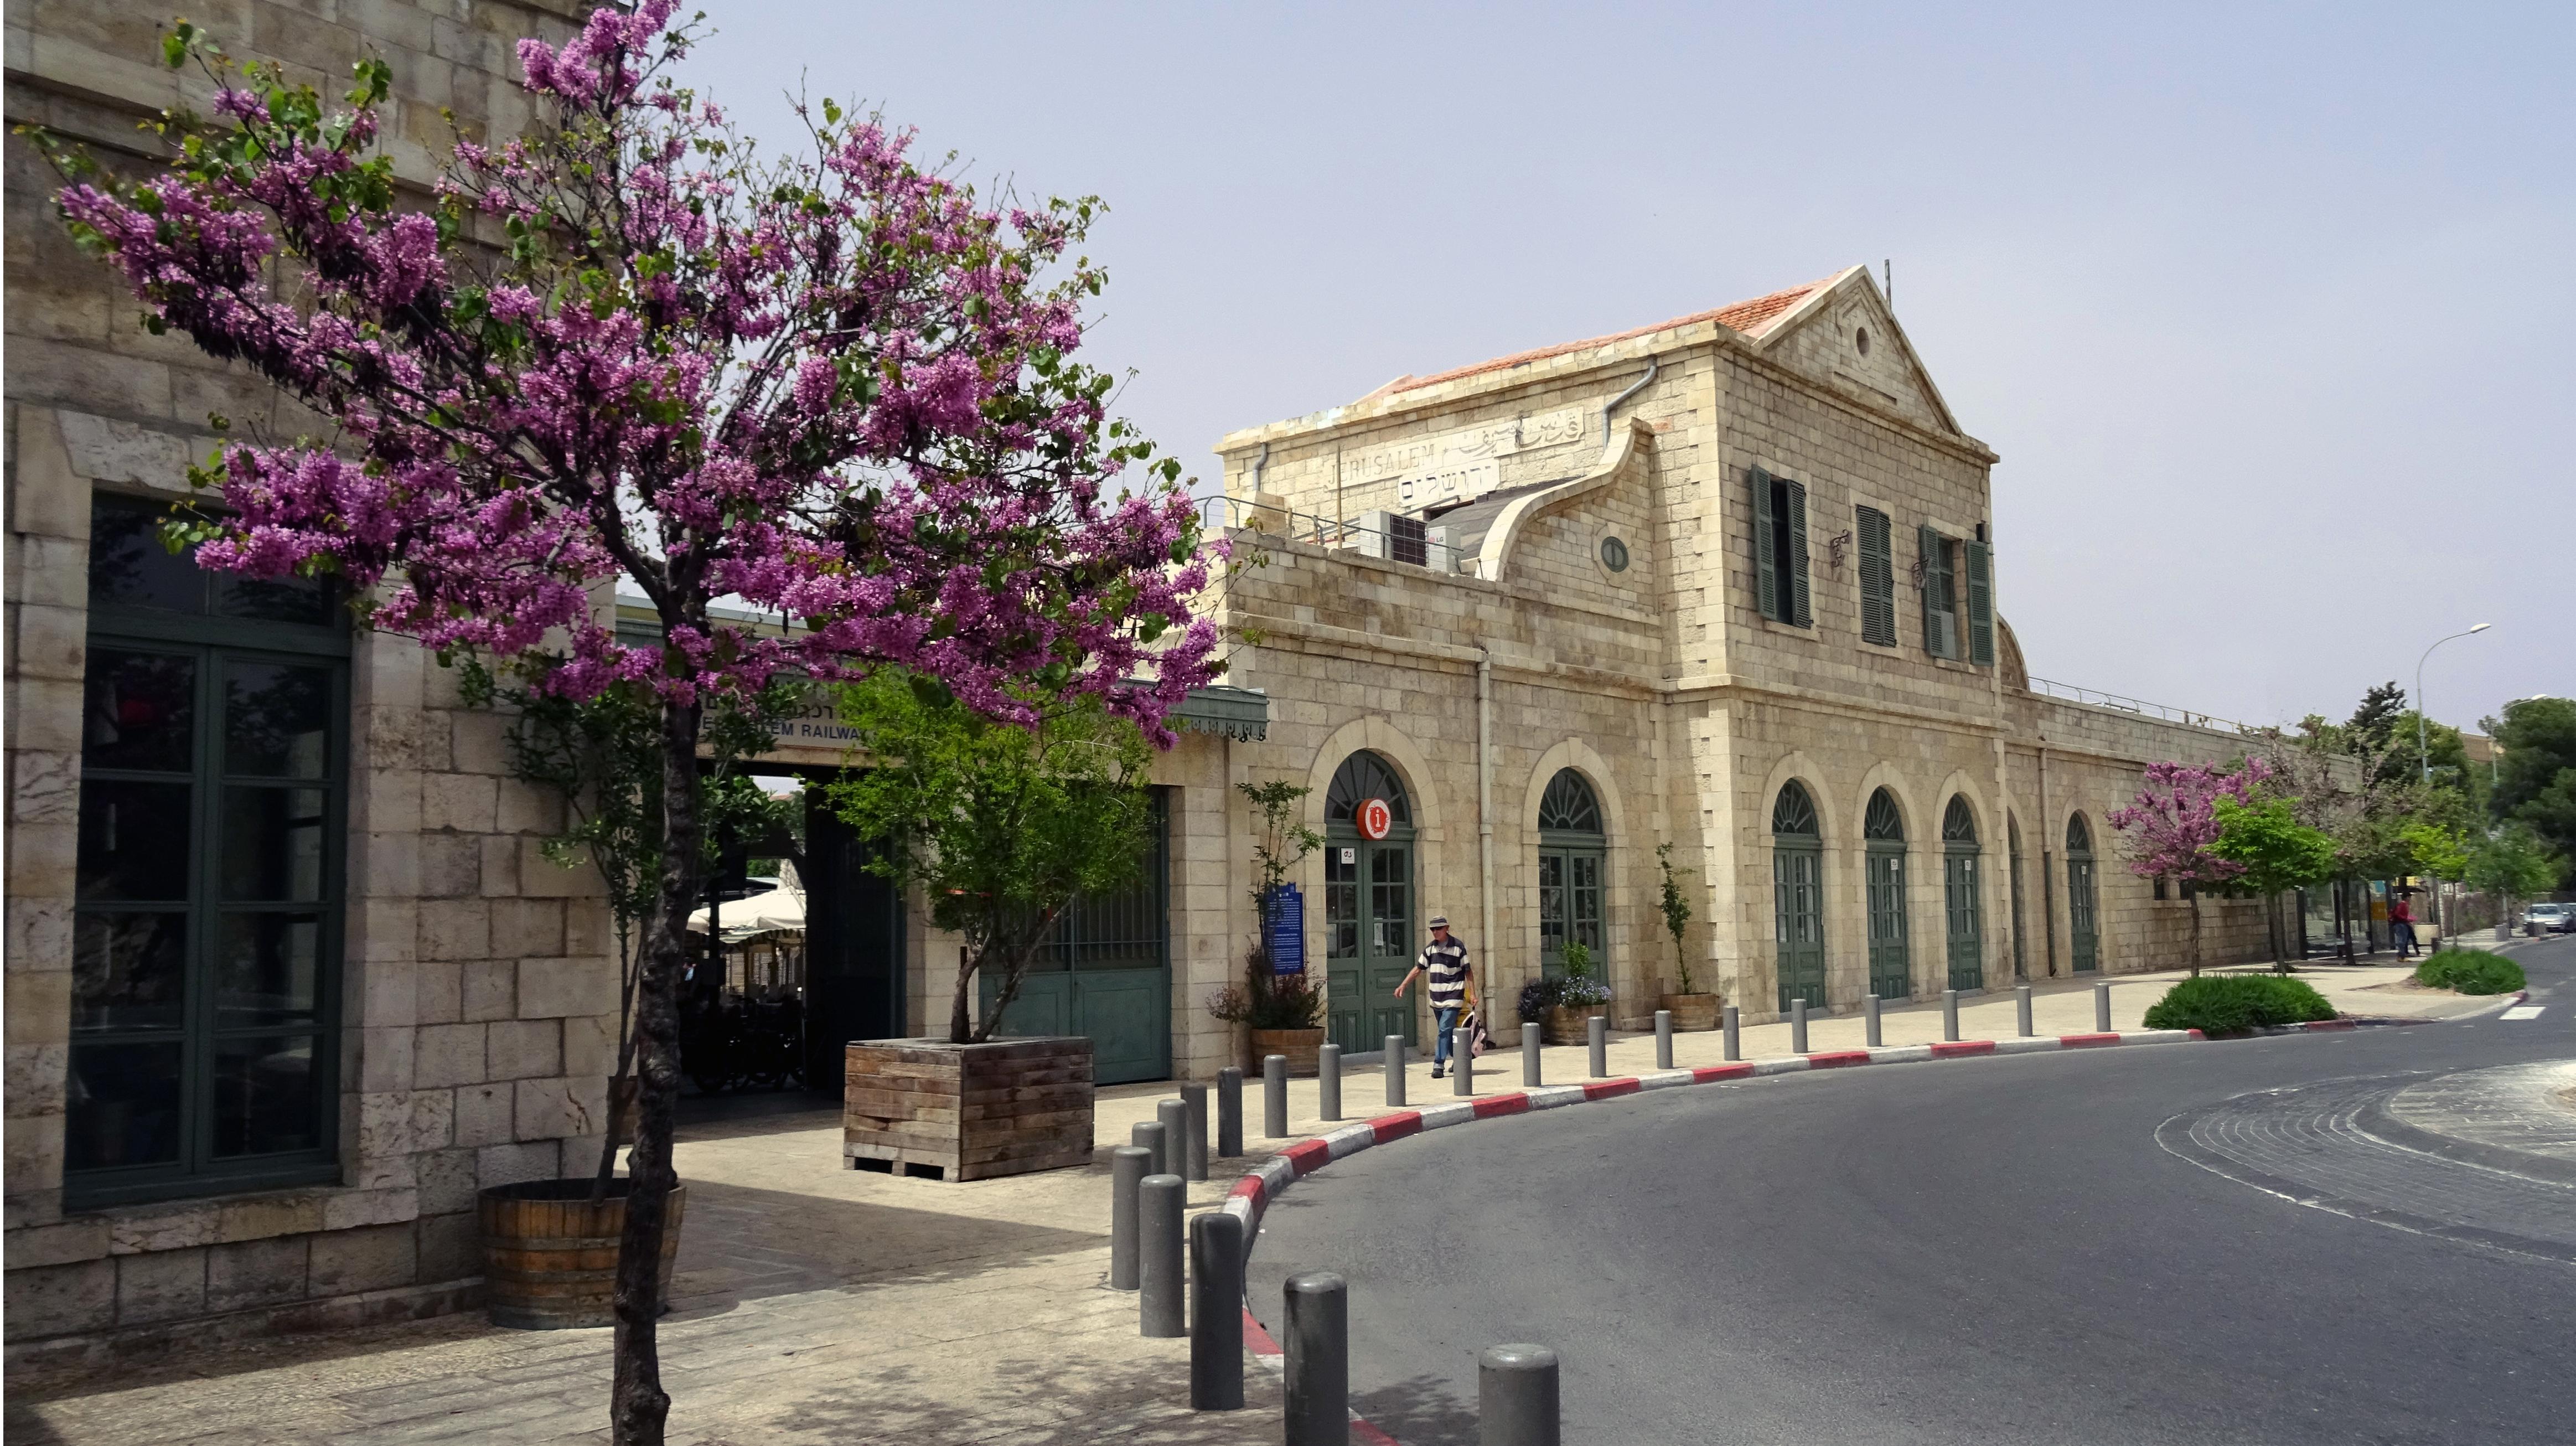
[2066, 814, 2100, 974]
[1537, 770, 1606, 979]
[1323, 752, 1418, 1056]
[1943, 796, 1984, 991]
[1772, 782, 1827, 1011]
[1864, 789, 1911, 1001]
[981, 791, 1172, 1084]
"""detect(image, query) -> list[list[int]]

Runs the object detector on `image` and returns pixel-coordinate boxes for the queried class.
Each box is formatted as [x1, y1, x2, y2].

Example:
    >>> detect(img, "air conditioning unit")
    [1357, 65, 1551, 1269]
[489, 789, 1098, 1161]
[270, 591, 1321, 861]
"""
[1352, 511, 1437, 570]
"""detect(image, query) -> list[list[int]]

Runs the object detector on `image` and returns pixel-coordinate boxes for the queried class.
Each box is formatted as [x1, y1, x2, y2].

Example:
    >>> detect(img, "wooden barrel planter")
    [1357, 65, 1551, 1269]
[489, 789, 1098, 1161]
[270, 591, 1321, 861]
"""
[478, 1179, 686, 1329]
[1250, 1026, 1326, 1077]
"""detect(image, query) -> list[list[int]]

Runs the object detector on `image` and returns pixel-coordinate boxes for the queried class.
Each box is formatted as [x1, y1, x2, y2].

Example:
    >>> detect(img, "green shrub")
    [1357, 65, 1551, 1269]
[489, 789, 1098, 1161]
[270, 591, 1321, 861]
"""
[2141, 975, 2337, 1035]
[2413, 949, 2526, 996]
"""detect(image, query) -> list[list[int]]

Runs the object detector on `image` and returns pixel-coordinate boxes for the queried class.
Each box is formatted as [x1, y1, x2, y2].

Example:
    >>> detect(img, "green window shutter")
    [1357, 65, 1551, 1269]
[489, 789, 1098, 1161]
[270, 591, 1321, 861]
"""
[1752, 468, 1778, 622]
[1965, 540, 1994, 665]
[1918, 522, 1942, 656]
[1783, 478, 1811, 627]
[1857, 506, 1895, 645]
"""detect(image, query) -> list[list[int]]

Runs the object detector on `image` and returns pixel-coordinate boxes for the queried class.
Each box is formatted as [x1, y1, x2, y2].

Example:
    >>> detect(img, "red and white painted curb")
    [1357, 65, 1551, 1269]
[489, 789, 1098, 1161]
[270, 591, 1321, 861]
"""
[1220, 1027, 2210, 1241]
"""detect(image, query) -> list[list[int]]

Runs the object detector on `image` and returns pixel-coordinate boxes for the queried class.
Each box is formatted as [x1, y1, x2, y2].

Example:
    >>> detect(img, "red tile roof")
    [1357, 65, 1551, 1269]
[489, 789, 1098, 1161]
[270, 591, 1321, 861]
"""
[1386, 268, 1851, 396]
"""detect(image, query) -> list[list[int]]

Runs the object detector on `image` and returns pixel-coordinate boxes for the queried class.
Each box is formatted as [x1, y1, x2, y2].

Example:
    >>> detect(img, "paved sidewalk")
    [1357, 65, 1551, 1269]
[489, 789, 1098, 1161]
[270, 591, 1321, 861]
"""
[4, 962, 2497, 1445]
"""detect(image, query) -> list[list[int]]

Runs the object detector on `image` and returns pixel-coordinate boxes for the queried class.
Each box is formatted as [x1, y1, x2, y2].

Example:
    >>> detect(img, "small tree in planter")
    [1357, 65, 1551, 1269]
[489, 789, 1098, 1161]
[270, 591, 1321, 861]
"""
[1653, 843, 1715, 1028]
[1216, 780, 1328, 1068]
[2108, 760, 2263, 976]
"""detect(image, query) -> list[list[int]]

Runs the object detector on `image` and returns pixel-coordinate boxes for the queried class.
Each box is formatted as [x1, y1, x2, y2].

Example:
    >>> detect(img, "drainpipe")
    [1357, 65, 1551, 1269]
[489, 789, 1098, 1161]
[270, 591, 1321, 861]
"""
[2038, 745, 2058, 978]
[1250, 440, 1271, 496]
[1600, 356, 1660, 453]
[1477, 649, 1497, 1005]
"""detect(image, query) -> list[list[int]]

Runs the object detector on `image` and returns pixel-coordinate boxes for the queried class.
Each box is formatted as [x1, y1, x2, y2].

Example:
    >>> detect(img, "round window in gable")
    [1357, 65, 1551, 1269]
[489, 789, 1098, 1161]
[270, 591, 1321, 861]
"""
[1600, 536, 1631, 572]
[1855, 326, 1872, 357]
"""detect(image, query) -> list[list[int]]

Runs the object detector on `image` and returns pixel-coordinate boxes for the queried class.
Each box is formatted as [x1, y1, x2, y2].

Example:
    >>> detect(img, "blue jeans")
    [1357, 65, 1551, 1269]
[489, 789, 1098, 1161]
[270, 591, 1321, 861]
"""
[1431, 1006, 1462, 1069]
[2394, 923, 2417, 957]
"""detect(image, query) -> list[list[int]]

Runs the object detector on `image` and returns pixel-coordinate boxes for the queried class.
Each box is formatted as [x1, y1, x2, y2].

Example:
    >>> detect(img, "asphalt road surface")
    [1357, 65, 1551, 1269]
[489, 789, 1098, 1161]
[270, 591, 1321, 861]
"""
[1247, 936, 2576, 1445]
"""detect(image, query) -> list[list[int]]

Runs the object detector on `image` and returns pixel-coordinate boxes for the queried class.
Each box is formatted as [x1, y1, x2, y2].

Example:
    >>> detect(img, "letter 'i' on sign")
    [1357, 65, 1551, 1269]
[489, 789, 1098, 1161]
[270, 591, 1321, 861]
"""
[1358, 798, 1393, 840]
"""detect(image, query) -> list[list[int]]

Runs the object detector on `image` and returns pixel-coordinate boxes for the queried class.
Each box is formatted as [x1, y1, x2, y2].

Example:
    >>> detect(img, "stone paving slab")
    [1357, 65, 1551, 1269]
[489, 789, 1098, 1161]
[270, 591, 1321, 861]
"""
[4, 960, 2478, 1446]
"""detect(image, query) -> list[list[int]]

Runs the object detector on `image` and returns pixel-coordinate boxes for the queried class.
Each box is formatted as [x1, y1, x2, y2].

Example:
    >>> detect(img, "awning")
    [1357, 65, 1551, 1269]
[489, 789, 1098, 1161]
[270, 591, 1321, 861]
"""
[1171, 684, 1270, 742]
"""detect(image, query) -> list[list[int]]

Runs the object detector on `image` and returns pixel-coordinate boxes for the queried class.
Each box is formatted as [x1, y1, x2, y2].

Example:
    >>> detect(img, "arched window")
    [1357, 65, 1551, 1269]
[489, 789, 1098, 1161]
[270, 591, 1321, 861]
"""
[1537, 769, 1602, 835]
[1772, 779, 1819, 836]
[1942, 796, 1978, 845]
[1772, 781, 1824, 1009]
[1864, 788, 1905, 841]
[2066, 813, 2092, 856]
[1325, 751, 1411, 827]
[2066, 813, 2099, 973]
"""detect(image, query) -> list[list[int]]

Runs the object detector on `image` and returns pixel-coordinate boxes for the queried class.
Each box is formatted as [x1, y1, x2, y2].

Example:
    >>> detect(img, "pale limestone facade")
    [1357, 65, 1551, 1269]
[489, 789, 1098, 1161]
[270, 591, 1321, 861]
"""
[4, 0, 598, 1364]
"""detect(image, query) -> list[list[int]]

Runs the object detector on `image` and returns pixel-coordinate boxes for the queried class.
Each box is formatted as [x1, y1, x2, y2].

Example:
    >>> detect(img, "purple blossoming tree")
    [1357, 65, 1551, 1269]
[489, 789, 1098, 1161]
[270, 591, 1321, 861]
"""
[2106, 759, 2269, 976]
[39, 7, 1215, 1440]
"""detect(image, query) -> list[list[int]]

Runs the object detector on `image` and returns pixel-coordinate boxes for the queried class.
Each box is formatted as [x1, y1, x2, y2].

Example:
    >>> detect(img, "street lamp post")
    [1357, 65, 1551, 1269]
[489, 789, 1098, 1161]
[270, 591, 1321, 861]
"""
[2415, 624, 2492, 784]
[2413, 623, 2491, 949]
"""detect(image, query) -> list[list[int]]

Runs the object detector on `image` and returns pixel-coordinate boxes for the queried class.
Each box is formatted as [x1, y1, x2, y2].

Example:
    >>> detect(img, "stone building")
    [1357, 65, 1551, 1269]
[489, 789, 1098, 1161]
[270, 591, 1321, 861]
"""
[5, 0, 599, 1365]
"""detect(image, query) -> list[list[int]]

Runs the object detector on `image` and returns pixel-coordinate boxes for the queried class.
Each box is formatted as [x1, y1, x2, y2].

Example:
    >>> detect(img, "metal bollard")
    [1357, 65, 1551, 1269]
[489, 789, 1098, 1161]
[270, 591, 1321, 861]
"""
[1132, 1119, 1169, 1180]
[1522, 1021, 1542, 1086]
[1138, 1174, 1185, 1337]
[1264, 1054, 1290, 1139]
[1722, 1004, 1740, 1061]
[1453, 1026, 1475, 1096]
[1943, 989, 1960, 1043]
[1318, 1043, 1342, 1122]
[1189, 1211, 1246, 1410]
[1181, 1082, 1210, 1181]
[1385, 1035, 1406, 1107]
[2016, 984, 2034, 1037]
[1864, 994, 1882, 1048]
[1217, 1066, 1243, 1158]
[1791, 998, 1808, 1054]
[1284, 1272, 1349, 1446]
[2095, 980, 2112, 1033]
[1108, 1144, 1150, 1291]
[1587, 1014, 1608, 1077]
[1158, 1098, 1193, 1182]
[1479, 1342, 1560, 1446]
[1654, 1010, 1674, 1070]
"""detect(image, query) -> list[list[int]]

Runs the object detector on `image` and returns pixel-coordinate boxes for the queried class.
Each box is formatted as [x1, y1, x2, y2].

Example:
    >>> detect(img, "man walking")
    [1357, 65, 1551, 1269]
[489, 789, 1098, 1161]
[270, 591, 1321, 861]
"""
[2389, 895, 2418, 958]
[1394, 914, 1473, 1080]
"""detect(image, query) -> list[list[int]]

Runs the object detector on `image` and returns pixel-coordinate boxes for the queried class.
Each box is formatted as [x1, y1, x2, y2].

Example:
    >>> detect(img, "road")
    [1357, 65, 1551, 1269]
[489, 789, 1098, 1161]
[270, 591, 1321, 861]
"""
[1246, 936, 2576, 1445]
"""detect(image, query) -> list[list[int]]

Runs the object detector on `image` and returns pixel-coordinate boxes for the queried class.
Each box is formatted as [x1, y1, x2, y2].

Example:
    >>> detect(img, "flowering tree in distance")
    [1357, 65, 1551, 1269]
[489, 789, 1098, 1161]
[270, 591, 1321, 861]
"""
[38, 7, 1216, 1442]
[2107, 759, 2268, 975]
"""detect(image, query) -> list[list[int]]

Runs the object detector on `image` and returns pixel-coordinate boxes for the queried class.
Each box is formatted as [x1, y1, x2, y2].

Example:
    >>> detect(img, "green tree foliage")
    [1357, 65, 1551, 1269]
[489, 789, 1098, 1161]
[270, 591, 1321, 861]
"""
[2212, 794, 2339, 970]
[2465, 823, 2562, 901]
[825, 675, 1154, 1044]
[2484, 696, 2576, 885]
[1657, 843, 1698, 994]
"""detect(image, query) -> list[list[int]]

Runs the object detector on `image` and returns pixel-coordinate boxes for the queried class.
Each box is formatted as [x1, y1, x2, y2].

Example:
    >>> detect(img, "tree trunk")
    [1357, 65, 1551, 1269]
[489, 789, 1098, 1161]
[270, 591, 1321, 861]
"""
[2188, 895, 2202, 978]
[609, 698, 704, 1446]
[948, 942, 975, 1045]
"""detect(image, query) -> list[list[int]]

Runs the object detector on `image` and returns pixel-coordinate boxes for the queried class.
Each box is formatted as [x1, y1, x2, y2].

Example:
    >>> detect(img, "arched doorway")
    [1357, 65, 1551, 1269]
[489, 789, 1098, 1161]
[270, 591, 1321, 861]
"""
[1325, 751, 1416, 1055]
[1772, 781, 1825, 1011]
[2066, 814, 2100, 974]
[1537, 769, 1605, 979]
[1942, 796, 1984, 991]
[1864, 788, 1911, 1001]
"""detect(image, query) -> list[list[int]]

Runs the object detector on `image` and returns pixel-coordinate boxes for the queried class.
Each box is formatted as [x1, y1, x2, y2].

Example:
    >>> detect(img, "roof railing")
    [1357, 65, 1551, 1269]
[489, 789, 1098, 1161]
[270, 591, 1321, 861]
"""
[2024, 676, 2258, 735]
[1198, 494, 1463, 574]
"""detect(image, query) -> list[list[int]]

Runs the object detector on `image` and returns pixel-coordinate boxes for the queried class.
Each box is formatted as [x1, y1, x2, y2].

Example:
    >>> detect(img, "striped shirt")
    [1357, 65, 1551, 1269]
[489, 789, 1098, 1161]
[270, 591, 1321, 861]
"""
[1418, 937, 1471, 1011]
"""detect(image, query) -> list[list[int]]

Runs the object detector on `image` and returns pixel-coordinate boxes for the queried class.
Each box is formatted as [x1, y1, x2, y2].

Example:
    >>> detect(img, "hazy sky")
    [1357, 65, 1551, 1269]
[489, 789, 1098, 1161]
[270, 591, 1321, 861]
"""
[681, 2, 2571, 736]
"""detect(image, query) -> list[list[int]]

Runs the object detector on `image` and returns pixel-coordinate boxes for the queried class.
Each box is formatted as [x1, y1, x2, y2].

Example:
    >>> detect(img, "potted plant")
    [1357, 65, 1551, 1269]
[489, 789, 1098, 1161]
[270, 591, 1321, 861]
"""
[1534, 941, 1612, 1045]
[1208, 954, 1330, 1075]
[1654, 843, 1719, 1030]
[827, 674, 1161, 1181]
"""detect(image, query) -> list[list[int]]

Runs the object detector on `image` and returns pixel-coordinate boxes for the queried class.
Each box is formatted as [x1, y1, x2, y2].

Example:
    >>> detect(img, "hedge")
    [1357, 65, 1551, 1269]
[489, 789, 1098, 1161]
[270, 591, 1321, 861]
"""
[2140, 975, 2337, 1036]
[2413, 949, 2526, 996]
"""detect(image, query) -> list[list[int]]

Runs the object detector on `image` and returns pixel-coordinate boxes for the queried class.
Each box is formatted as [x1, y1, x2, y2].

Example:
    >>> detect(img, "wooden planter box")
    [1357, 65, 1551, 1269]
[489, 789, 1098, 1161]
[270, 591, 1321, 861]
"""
[1250, 1026, 1326, 1077]
[1660, 993, 1721, 1031]
[844, 1036, 1094, 1182]
[1542, 1004, 1600, 1046]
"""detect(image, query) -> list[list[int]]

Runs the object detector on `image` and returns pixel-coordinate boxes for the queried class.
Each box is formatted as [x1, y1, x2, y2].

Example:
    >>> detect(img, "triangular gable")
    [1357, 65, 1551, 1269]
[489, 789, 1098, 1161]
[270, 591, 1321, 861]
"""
[1748, 268, 1960, 434]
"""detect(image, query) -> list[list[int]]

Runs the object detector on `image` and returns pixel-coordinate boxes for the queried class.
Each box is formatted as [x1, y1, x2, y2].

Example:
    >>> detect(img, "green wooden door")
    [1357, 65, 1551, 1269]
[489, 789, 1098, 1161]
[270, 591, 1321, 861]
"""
[1325, 839, 1415, 1055]
[1773, 844, 1825, 1011]
[1944, 849, 1984, 990]
[1537, 847, 1604, 977]
[1866, 845, 1911, 1000]
[980, 792, 1171, 1083]
[2066, 815, 2099, 974]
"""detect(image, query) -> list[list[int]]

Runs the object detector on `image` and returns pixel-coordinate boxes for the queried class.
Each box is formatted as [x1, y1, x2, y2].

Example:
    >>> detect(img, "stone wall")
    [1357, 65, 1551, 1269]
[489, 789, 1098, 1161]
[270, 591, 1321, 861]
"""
[3, 0, 597, 1363]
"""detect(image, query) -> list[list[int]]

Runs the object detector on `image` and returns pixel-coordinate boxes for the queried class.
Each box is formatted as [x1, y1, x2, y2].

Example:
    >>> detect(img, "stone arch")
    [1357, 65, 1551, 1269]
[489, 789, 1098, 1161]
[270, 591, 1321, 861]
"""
[1931, 769, 1994, 850]
[1301, 716, 1446, 845]
[1514, 737, 1634, 1000]
[1849, 762, 1925, 848]
[1519, 737, 1630, 849]
[1755, 751, 1841, 848]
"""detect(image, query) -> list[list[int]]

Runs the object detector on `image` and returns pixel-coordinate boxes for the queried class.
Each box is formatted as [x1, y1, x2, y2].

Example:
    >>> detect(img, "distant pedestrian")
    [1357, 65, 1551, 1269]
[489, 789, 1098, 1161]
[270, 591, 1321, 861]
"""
[2389, 896, 2418, 958]
[1394, 915, 1473, 1079]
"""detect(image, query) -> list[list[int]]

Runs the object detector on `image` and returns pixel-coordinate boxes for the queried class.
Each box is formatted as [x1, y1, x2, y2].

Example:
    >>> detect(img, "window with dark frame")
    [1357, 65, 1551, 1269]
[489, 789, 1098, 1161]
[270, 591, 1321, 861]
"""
[1751, 467, 1812, 628]
[69, 493, 349, 1206]
[1856, 505, 1896, 645]
[1919, 524, 1961, 659]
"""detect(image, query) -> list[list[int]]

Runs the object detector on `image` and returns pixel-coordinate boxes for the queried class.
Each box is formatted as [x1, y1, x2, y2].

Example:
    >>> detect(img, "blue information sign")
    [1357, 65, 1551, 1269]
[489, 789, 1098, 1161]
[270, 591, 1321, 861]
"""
[1264, 885, 1306, 975]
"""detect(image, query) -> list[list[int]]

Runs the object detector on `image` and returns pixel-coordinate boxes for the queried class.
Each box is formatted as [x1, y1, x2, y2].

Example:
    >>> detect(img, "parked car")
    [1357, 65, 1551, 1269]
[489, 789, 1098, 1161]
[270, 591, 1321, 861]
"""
[2523, 902, 2575, 934]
